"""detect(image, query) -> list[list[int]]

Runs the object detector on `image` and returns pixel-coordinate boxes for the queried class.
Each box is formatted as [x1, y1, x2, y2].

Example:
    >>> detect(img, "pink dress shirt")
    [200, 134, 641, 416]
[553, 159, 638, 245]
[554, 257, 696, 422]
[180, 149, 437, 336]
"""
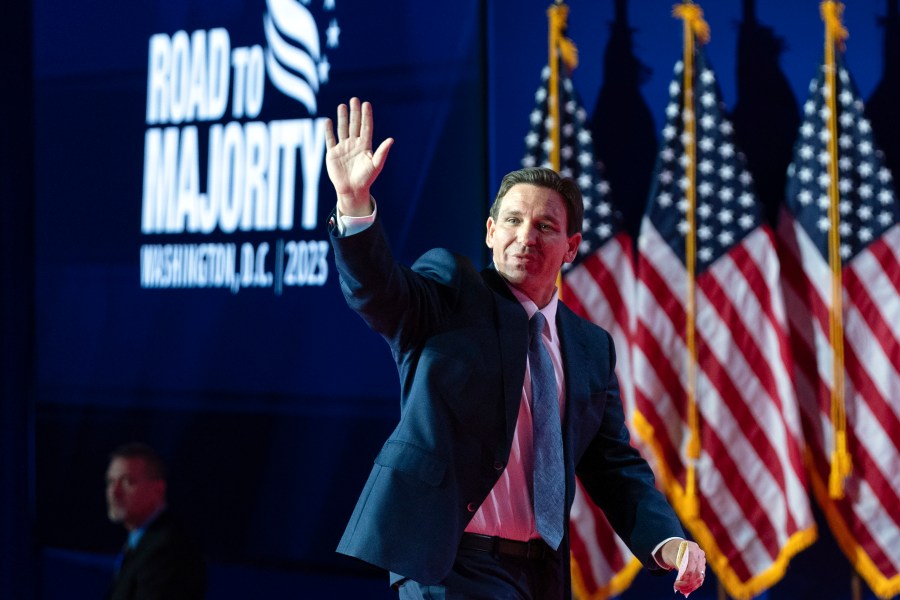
[464, 286, 565, 542]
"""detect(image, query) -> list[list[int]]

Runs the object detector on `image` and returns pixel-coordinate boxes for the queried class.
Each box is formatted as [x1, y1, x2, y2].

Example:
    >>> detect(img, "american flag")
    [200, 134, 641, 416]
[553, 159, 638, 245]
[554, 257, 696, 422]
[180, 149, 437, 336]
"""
[632, 46, 816, 599]
[522, 62, 643, 599]
[777, 51, 900, 598]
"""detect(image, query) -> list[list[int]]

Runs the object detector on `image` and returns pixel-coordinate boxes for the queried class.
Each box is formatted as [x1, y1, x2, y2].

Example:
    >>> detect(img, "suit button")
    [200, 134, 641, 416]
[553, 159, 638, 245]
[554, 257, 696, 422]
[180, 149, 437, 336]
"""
[493, 461, 504, 471]
[467, 502, 477, 512]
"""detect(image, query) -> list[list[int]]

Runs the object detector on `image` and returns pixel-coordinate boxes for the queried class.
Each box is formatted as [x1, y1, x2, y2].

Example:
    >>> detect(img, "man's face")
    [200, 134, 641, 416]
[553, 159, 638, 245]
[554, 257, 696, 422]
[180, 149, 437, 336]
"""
[105, 457, 165, 531]
[486, 184, 581, 307]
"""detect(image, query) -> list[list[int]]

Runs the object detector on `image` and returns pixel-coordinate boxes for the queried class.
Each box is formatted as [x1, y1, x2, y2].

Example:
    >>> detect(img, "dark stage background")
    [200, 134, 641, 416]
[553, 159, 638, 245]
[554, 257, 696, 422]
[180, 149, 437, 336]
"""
[3, 0, 898, 598]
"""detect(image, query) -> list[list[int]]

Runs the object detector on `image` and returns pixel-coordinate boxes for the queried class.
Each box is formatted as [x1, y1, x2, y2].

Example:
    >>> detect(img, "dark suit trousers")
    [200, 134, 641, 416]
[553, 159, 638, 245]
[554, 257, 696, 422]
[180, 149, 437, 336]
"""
[397, 543, 567, 600]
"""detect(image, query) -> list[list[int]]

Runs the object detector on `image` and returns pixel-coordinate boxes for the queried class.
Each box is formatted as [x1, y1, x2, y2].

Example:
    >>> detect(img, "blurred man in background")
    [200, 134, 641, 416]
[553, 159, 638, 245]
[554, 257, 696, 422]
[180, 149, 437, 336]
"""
[105, 442, 206, 600]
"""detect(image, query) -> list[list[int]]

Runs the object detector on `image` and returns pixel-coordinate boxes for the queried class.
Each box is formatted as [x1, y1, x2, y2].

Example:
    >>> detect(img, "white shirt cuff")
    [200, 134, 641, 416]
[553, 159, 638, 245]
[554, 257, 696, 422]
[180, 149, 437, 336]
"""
[652, 536, 684, 570]
[336, 199, 377, 236]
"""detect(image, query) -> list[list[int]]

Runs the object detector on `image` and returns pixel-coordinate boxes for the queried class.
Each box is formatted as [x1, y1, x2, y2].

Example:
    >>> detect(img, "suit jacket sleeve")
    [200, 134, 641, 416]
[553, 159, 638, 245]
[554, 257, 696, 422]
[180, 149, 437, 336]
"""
[329, 210, 468, 352]
[574, 330, 684, 571]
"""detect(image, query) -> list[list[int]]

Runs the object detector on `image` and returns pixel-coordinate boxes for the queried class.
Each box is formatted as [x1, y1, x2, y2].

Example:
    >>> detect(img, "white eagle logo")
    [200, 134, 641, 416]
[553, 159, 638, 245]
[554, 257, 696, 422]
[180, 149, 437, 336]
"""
[264, 0, 338, 115]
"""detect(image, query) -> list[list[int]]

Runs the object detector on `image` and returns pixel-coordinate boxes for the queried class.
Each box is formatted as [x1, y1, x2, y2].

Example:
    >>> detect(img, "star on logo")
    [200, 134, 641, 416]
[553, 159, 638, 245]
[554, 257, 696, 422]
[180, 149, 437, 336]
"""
[326, 18, 341, 48]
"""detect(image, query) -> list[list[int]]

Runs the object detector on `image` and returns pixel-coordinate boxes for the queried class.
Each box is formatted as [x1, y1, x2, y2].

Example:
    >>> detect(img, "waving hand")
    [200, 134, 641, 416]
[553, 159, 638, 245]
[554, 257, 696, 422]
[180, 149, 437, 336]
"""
[324, 97, 394, 217]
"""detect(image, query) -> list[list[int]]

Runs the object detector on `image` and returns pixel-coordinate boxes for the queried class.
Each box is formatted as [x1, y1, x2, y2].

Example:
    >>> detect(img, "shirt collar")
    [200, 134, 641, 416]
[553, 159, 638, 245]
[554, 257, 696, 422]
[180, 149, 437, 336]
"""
[127, 505, 165, 550]
[506, 283, 560, 345]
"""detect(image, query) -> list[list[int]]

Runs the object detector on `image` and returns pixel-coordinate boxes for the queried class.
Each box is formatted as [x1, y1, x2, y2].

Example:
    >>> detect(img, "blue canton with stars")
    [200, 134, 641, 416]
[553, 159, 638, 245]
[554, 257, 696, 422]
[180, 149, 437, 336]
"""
[521, 63, 621, 272]
[645, 48, 760, 273]
[785, 53, 898, 263]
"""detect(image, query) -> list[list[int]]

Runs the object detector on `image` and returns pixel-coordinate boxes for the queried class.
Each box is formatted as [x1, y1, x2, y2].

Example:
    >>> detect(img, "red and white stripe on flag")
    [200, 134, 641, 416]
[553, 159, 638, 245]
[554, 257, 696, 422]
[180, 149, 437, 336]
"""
[778, 217, 900, 598]
[568, 479, 642, 600]
[633, 222, 816, 600]
[562, 232, 644, 600]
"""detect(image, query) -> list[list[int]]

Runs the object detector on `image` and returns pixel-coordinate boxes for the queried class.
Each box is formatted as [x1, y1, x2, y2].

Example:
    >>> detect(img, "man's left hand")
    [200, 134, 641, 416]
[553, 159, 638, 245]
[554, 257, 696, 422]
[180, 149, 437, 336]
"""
[660, 539, 706, 597]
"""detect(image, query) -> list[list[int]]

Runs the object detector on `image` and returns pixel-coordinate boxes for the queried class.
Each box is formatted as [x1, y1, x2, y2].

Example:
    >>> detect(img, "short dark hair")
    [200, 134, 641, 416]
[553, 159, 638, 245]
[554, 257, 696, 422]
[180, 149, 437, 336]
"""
[109, 442, 167, 481]
[489, 167, 584, 236]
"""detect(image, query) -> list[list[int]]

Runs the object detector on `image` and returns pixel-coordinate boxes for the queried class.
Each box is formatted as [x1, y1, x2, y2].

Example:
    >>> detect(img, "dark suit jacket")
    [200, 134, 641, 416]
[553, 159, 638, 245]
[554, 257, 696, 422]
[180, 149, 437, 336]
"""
[331, 215, 683, 587]
[107, 510, 206, 600]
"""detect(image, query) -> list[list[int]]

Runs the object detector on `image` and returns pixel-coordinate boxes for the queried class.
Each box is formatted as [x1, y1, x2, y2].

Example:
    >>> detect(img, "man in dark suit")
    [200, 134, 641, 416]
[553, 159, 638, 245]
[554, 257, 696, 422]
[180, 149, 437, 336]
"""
[105, 442, 206, 600]
[325, 97, 707, 599]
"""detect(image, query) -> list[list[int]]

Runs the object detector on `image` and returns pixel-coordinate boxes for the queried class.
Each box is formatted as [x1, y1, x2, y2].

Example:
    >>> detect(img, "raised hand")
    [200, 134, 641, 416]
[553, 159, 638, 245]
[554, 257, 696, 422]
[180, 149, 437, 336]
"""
[324, 97, 394, 217]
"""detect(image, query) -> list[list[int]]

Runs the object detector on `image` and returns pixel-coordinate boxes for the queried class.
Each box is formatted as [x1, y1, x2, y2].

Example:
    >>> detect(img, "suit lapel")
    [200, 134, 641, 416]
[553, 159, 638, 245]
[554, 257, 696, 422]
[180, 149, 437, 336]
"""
[481, 267, 594, 464]
[108, 540, 139, 600]
[556, 302, 591, 500]
[481, 267, 528, 447]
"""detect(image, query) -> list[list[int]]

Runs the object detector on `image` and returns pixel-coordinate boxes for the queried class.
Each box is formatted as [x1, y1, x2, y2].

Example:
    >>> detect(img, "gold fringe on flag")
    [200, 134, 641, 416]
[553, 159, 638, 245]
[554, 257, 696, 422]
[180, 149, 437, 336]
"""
[673, 1, 709, 519]
[820, 0, 852, 500]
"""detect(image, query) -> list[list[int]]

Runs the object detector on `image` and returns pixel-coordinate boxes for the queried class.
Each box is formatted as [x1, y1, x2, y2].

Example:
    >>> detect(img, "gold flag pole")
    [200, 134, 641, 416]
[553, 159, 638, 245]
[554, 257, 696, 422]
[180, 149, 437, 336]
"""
[548, 2, 563, 173]
[672, 1, 709, 519]
[547, 1, 578, 297]
[820, 0, 852, 500]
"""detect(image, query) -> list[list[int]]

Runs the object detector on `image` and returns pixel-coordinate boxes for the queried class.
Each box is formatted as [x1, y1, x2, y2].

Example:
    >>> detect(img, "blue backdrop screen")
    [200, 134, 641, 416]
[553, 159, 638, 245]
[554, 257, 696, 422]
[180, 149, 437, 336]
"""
[33, 0, 486, 568]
